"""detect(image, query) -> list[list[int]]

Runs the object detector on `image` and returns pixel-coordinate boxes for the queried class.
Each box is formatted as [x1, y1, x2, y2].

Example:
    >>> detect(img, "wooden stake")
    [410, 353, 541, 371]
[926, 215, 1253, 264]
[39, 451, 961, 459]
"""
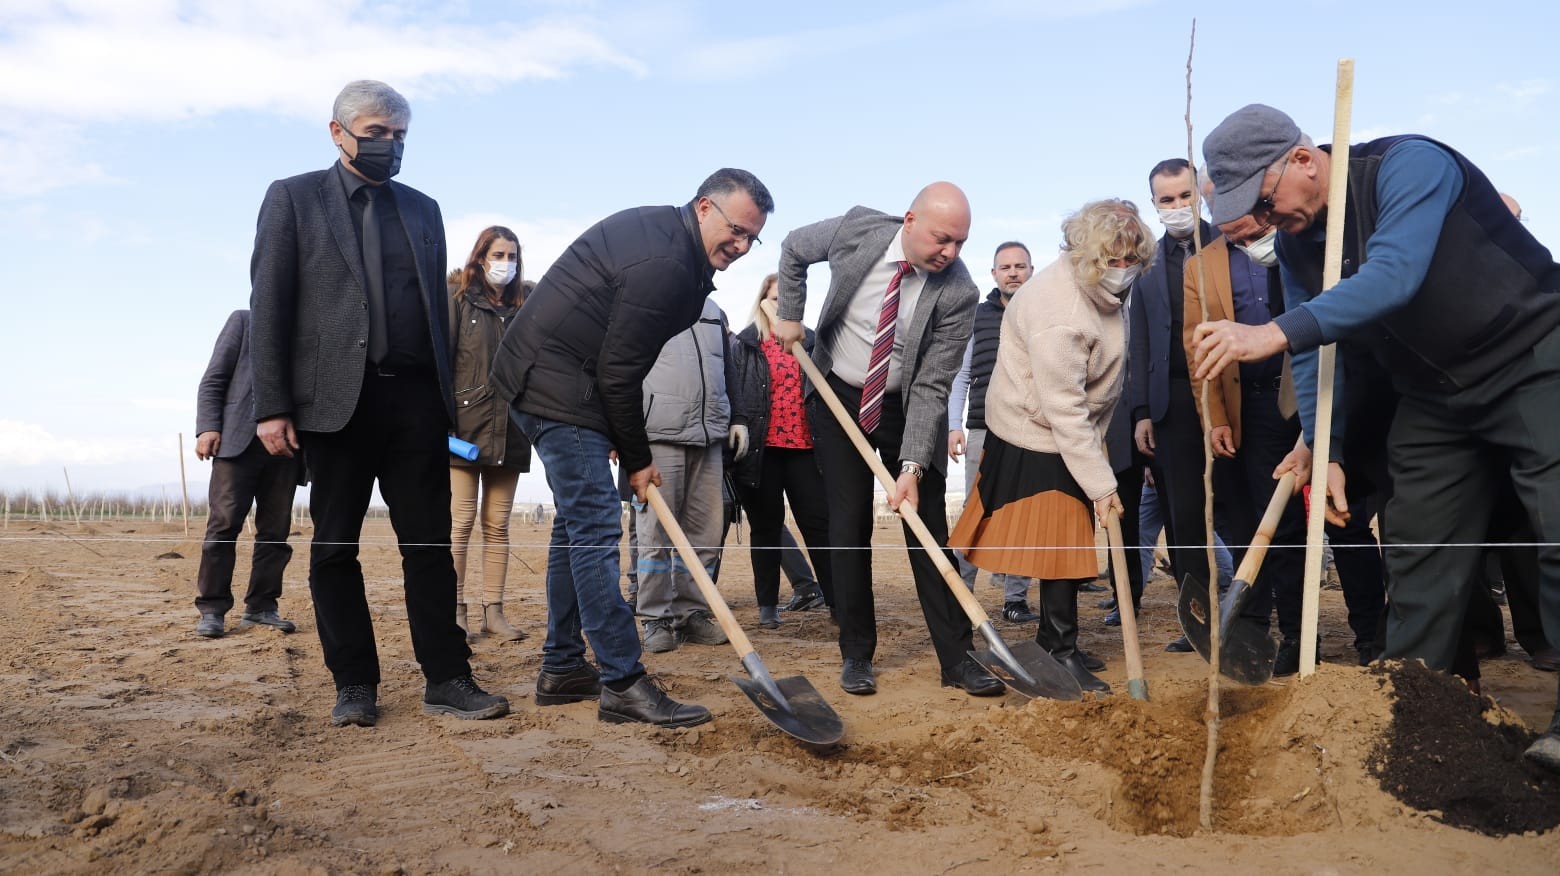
[1300, 60, 1356, 678]
[63, 467, 81, 528]
[3, 493, 9, 529]
[178, 433, 191, 537]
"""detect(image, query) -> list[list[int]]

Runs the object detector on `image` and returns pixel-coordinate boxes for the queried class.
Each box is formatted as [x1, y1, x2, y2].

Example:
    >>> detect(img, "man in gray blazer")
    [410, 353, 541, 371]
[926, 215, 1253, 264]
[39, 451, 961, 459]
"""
[193, 309, 303, 639]
[775, 182, 1002, 697]
[249, 80, 507, 727]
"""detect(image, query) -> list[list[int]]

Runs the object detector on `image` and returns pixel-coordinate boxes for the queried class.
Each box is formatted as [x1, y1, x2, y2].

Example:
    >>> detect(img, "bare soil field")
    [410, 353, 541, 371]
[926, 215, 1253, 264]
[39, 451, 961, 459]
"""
[2, 518, 1557, 874]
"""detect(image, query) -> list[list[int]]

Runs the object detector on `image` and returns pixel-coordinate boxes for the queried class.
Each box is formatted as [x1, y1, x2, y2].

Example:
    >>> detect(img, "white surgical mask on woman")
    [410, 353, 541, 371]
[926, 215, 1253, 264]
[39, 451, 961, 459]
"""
[1099, 265, 1141, 299]
[485, 260, 517, 287]
[1236, 229, 1280, 268]
[1157, 205, 1197, 237]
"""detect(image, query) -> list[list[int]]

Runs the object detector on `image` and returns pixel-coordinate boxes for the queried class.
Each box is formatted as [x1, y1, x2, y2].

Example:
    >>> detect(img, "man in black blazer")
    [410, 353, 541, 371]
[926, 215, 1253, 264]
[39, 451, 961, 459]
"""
[249, 80, 507, 727]
[193, 308, 303, 639]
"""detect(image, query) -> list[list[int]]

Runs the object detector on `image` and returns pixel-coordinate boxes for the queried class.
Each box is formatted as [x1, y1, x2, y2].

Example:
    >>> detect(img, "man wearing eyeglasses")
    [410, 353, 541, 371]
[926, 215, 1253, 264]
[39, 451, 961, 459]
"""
[773, 182, 1003, 698]
[1191, 103, 1560, 772]
[490, 168, 772, 727]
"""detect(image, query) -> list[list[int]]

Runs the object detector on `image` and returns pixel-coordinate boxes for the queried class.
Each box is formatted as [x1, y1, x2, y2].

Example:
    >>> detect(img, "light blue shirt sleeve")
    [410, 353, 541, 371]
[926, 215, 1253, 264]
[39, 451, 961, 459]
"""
[948, 336, 974, 431]
[1273, 140, 1465, 351]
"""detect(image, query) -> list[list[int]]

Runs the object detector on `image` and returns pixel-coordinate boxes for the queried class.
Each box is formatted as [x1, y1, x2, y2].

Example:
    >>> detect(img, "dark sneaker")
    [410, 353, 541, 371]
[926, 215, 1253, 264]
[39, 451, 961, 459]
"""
[240, 610, 297, 633]
[1166, 635, 1196, 653]
[1103, 609, 1121, 627]
[643, 619, 678, 653]
[424, 675, 510, 720]
[783, 586, 826, 612]
[331, 684, 378, 727]
[1273, 640, 1301, 676]
[1002, 601, 1041, 623]
[1076, 580, 1109, 594]
[677, 610, 729, 646]
[840, 657, 876, 695]
[598, 676, 711, 727]
[196, 613, 225, 638]
[535, 663, 601, 705]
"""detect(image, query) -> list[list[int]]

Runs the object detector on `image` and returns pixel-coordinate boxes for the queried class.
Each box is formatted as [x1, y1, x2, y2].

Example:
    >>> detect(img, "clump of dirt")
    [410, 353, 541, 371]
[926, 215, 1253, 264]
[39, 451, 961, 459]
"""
[1370, 660, 1560, 836]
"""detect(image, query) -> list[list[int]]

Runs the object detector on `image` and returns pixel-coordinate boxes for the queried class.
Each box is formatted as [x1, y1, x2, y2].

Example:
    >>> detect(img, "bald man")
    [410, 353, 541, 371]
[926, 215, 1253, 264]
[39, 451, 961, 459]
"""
[775, 183, 1002, 697]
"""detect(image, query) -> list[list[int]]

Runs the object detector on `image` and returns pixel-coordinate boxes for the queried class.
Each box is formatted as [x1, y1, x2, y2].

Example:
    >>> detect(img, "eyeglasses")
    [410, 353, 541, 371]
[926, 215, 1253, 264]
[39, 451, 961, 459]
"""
[708, 198, 762, 247]
[1252, 153, 1291, 219]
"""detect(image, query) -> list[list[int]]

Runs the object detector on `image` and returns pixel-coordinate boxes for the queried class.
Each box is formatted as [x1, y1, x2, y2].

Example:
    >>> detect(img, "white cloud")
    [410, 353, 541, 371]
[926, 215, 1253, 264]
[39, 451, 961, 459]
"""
[0, 419, 172, 466]
[0, 0, 645, 196]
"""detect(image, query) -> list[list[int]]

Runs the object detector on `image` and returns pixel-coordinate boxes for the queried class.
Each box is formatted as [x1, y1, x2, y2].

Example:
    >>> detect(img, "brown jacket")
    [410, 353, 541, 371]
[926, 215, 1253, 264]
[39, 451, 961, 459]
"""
[1181, 238, 1244, 447]
[448, 278, 532, 470]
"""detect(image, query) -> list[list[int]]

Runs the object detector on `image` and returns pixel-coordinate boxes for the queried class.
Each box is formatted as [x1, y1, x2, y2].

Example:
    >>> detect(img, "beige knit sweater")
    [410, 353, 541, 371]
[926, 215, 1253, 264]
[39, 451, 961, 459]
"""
[983, 257, 1126, 501]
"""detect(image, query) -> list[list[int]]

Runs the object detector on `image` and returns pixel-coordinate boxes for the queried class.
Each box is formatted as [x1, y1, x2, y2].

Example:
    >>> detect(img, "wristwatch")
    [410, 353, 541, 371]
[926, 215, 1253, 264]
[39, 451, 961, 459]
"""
[900, 461, 924, 481]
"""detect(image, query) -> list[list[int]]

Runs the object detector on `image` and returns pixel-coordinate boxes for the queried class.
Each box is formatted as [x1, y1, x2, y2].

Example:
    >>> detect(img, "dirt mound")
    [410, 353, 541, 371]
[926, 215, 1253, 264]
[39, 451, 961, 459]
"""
[1371, 660, 1560, 836]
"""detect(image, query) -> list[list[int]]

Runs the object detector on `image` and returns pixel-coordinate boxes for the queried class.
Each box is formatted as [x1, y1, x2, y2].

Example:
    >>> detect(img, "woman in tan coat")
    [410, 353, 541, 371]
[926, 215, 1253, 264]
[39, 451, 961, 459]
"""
[950, 199, 1155, 692]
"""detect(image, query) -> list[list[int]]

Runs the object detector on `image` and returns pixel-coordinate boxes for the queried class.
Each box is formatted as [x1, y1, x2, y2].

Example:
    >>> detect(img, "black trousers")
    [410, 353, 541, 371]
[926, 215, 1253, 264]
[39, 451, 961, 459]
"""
[195, 439, 301, 615]
[1149, 377, 1213, 591]
[738, 447, 834, 609]
[1328, 498, 1387, 651]
[811, 375, 973, 671]
[302, 372, 471, 688]
[1218, 388, 1307, 642]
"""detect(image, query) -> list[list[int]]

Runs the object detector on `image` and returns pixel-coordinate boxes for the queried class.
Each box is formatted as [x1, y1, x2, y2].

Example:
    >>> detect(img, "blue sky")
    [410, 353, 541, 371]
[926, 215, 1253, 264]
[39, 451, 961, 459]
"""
[1, 0, 1555, 503]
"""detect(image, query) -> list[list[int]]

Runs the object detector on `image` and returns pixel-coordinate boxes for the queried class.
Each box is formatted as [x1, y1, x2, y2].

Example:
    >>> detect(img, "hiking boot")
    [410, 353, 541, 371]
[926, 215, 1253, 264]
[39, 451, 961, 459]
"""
[536, 663, 601, 705]
[423, 674, 510, 720]
[196, 613, 225, 638]
[840, 658, 876, 695]
[1002, 601, 1040, 623]
[677, 610, 728, 646]
[240, 610, 296, 633]
[642, 619, 678, 653]
[758, 605, 781, 629]
[1166, 635, 1195, 653]
[598, 676, 711, 727]
[1273, 639, 1301, 676]
[331, 684, 378, 727]
[1526, 704, 1560, 773]
[783, 585, 826, 612]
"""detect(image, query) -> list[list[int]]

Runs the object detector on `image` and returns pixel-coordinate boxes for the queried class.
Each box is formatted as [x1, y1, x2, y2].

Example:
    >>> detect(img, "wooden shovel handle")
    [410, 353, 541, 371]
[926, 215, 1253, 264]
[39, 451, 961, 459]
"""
[645, 484, 757, 661]
[1104, 510, 1146, 686]
[1234, 469, 1300, 585]
[761, 301, 992, 629]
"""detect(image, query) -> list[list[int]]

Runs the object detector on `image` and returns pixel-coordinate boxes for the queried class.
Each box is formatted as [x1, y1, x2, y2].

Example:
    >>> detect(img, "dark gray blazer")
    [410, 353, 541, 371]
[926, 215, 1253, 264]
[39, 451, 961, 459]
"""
[776, 206, 977, 475]
[196, 309, 257, 459]
[248, 165, 454, 433]
[1127, 234, 1178, 425]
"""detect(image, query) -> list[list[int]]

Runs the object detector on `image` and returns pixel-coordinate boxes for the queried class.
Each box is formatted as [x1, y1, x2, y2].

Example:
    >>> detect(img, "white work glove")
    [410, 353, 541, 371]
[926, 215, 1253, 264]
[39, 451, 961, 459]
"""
[728, 424, 750, 461]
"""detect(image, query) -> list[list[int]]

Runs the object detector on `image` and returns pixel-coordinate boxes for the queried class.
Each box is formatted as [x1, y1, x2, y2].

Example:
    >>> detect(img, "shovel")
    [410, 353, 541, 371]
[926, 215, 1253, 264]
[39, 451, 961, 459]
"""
[644, 484, 845, 746]
[1176, 470, 1296, 685]
[1103, 509, 1149, 700]
[762, 305, 1081, 701]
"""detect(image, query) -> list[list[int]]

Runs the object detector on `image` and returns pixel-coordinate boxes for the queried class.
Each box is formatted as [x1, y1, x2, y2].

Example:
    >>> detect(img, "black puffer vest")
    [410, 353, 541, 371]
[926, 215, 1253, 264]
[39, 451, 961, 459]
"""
[965, 289, 1007, 431]
[1279, 135, 1560, 392]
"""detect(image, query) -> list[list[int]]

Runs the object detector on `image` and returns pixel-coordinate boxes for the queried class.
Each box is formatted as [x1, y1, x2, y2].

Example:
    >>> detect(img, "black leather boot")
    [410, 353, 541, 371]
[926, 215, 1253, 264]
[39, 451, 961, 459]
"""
[1524, 678, 1560, 773]
[1039, 580, 1110, 693]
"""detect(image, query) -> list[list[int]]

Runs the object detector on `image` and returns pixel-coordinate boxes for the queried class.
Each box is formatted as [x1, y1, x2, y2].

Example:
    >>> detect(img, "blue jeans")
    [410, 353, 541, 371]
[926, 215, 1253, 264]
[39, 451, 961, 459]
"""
[513, 412, 645, 684]
[1139, 482, 1233, 591]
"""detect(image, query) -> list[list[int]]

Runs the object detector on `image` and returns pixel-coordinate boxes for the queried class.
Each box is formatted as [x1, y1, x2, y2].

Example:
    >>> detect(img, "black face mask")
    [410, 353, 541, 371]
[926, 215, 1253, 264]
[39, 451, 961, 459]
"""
[343, 135, 403, 183]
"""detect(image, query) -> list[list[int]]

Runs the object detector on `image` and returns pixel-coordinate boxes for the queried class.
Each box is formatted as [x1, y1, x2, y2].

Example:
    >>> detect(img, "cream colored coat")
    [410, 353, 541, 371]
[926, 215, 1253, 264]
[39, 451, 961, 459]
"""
[983, 257, 1126, 501]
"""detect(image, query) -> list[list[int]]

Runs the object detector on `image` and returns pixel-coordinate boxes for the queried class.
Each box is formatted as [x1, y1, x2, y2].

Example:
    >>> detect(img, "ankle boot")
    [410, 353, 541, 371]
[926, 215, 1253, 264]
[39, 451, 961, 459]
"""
[482, 603, 527, 642]
[1039, 580, 1110, 693]
[456, 604, 476, 643]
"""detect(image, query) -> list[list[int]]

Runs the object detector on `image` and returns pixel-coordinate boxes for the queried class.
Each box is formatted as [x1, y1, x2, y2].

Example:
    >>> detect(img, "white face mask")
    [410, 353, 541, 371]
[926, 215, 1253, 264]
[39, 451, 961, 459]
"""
[1157, 205, 1197, 237]
[485, 260, 517, 287]
[1099, 265, 1141, 299]
[1236, 230, 1279, 267]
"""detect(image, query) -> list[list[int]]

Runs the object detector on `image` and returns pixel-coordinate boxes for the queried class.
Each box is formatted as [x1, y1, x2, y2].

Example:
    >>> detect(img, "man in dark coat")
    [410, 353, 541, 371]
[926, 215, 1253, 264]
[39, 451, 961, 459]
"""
[491, 168, 773, 727]
[193, 308, 303, 639]
[249, 80, 507, 728]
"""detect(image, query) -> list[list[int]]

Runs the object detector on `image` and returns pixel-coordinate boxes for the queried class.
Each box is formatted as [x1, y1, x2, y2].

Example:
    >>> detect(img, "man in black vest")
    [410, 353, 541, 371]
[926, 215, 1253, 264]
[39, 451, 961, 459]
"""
[948, 241, 1042, 622]
[1193, 103, 1560, 772]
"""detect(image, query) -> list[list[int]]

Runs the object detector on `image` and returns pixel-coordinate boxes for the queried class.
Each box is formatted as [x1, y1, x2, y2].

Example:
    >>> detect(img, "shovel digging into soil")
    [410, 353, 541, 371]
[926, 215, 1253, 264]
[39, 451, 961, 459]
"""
[644, 484, 845, 746]
[1177, 469, 1297, 685]
[760, 302, 1082, 701]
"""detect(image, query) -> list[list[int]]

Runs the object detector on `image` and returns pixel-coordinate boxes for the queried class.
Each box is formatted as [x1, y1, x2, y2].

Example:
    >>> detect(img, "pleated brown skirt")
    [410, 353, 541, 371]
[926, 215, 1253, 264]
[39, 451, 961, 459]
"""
[949, 431, 1096, 580]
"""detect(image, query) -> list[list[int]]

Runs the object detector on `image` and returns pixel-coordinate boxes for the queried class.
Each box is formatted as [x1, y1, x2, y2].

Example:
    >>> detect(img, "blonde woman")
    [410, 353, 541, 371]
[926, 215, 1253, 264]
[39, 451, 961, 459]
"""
[448, 226, 532, 641]
[950, 199, 1156, 693]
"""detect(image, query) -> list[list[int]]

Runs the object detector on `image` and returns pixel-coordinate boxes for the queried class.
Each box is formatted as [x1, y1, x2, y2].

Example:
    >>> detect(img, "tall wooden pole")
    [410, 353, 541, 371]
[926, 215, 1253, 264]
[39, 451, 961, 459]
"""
[1300, 60, 1355, 677]
[63, 467, 82, 527]
[177, 433, 191, 537]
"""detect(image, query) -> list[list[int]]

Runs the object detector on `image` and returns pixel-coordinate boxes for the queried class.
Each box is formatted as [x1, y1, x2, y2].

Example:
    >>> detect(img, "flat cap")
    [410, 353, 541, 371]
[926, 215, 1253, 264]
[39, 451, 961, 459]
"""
[1203, 104, 1302, 225]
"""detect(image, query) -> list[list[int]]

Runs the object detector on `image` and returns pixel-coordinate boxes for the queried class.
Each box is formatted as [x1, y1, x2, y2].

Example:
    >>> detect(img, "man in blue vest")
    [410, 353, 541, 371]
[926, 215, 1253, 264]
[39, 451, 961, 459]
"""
[1192, 103, 1560, 772]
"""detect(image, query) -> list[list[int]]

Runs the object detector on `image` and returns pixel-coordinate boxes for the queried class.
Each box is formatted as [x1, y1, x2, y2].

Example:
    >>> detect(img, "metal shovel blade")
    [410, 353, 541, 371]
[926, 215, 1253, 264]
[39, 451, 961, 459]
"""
[1178, 575, 1279, 686]
[969, 624, 1083, 701]
[729, 674, 845, 746]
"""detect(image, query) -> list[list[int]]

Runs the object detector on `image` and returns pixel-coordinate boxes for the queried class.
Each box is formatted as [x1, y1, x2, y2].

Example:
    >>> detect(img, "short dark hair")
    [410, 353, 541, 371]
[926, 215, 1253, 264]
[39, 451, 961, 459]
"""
[696, 168, 775, 215]
[992, 240, 1030, 264]
[1148, 158, 1192, 188]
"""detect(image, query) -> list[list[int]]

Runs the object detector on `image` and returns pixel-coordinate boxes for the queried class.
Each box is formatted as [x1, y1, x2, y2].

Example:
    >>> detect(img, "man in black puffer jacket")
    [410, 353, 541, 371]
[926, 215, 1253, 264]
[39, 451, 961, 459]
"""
[490, 168, 773, 728]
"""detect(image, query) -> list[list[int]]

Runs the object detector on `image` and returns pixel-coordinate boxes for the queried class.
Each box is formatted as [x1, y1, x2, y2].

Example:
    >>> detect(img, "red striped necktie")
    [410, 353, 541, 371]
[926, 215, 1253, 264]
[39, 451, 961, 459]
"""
[858, 260, 911, 434]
